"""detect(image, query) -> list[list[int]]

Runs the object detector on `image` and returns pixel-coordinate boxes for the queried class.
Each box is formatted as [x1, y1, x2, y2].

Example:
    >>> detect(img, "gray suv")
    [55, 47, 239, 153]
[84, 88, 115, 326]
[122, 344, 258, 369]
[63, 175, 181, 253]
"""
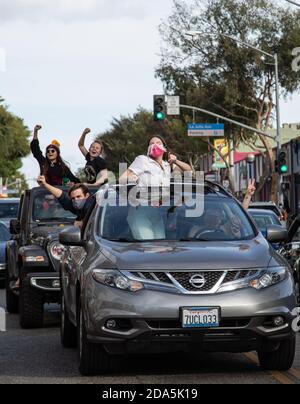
[59, 182, 297, 375]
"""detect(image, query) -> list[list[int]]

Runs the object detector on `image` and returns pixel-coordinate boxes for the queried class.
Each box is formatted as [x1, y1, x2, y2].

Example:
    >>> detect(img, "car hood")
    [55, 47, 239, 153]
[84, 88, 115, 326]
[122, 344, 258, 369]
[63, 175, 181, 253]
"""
[99, 235, 276, 271]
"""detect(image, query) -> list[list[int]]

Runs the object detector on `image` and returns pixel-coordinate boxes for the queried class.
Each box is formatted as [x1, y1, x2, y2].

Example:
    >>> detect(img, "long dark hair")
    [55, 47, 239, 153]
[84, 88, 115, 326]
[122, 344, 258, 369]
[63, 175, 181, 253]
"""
[43, 147, 68, 183]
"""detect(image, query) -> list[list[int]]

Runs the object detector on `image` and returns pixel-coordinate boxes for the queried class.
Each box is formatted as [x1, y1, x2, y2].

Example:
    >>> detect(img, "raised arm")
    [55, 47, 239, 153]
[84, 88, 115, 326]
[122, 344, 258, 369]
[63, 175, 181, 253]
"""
[37, 175, 63, 199]
[242, 179, 256, 210]
[33, 125, 42, 140]
[78, 128, 91, 157]
[31, 125, 46, 166]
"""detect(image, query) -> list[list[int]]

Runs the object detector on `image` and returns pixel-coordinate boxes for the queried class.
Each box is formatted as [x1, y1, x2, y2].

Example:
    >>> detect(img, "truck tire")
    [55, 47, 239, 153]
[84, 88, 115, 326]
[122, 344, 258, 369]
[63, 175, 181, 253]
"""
[77, 302, 111, 376]
[258, 337, 296, 371]
[5, 274, 19, 314]
[61, 293, 77, 348]
[19, 275, 44, 329]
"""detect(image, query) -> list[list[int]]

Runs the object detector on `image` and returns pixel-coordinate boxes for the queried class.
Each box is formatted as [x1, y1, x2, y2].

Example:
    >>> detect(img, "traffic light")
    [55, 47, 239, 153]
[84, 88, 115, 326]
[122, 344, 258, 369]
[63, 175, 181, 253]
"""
[277, 150, 288, 175]
[153, 95, 166, 121]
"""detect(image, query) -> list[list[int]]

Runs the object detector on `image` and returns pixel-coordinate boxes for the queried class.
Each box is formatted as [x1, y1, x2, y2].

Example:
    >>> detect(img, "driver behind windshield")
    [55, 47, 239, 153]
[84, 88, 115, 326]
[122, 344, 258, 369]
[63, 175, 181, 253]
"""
[188, 205, 242, 240]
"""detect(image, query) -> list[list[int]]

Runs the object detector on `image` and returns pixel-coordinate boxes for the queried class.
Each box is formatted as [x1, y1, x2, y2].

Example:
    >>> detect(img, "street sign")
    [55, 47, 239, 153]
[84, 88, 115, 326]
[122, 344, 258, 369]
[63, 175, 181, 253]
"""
[188, 123, 225, 137]
[167, 96, 180, 116]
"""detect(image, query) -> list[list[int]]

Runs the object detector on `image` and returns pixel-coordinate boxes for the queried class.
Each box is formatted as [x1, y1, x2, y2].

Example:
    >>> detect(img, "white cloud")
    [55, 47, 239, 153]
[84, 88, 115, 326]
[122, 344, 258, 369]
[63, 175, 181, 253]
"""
[0, 0, 165, 22]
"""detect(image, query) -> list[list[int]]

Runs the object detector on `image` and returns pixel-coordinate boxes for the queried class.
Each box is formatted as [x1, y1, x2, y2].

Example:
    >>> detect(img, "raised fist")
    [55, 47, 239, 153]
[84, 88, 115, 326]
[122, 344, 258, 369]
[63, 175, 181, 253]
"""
[34, 125, 42, 132]
[83, 128, 91, 136]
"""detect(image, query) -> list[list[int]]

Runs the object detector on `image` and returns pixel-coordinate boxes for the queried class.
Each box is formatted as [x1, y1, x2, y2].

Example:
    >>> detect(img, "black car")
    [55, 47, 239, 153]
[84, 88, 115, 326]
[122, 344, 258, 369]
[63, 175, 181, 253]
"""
[0, 198, 20, 228]
[6, 187, 76, 329]
[0, 221, 10, 288]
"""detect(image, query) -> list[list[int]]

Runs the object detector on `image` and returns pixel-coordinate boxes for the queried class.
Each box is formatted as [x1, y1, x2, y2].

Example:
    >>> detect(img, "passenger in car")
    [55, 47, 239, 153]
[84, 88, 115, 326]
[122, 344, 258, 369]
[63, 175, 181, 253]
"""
[243, 179, 256, 210]
[120, 136, 192, 241]
[31, 125, 80, 186]
[37, 176, 94, 228]
[120, 135, 192, 186]
[78, 128, 108, 187]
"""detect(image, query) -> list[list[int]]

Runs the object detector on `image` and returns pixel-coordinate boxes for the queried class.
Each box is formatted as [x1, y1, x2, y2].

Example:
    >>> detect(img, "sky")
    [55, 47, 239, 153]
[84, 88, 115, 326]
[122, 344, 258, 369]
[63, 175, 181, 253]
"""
[0, 0, 299, 187]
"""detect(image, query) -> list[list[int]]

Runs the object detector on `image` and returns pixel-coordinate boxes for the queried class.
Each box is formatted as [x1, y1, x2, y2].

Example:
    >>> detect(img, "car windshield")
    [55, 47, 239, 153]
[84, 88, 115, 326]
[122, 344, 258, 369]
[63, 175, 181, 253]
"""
[249, 212, 281, 229]
[32, 192, 76, 222]
[0, 223, 10, 241]
[0, 202, 19, 219]
[98, 195, 256, 242]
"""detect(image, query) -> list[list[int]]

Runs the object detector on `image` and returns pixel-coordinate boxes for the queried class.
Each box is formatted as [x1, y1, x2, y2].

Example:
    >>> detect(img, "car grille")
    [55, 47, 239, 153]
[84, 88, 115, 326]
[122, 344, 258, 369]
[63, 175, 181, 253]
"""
[129, 270, 260, 293]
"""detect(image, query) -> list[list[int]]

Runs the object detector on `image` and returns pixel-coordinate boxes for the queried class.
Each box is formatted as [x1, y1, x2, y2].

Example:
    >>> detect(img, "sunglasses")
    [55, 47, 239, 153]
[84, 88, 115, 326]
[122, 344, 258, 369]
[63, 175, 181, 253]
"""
[46, 149, 57, 155]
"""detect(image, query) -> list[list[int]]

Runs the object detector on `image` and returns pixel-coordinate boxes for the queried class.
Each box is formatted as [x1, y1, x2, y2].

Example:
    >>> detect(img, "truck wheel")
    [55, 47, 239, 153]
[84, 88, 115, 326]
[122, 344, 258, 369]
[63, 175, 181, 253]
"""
[258, 337, 296, 371]
[61, 293, 77, 348]
[77, 302, 111, 376]
[5, 275, 19, 314]
[19, 275, 44, 329]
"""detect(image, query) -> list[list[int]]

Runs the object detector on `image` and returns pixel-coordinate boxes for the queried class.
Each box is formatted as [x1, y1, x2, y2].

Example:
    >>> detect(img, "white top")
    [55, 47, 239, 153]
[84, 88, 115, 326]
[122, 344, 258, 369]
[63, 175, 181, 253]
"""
[129, 155, 172, 187]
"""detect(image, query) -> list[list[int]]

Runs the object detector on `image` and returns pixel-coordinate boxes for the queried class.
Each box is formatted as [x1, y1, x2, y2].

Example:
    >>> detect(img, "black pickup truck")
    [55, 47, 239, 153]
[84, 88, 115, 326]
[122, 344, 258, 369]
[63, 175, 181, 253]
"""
[6, 187, 76, 329]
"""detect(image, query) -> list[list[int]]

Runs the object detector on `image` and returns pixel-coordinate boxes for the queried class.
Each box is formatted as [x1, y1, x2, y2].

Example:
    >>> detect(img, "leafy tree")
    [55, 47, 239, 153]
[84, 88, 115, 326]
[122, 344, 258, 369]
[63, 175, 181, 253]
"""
[0, 98, 30, 184]
[156, 0, 300, 201]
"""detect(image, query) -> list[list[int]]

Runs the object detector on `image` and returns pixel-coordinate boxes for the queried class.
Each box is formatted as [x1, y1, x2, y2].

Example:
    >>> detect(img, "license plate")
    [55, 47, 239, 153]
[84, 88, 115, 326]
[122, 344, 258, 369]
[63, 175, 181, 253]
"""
[181, 307, 220, 328]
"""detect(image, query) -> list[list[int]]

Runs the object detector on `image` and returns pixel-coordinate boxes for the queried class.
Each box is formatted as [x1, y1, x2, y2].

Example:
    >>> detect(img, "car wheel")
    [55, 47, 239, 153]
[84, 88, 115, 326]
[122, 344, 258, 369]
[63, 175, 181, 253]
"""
[77, 301, 111, 376]
[61, 293, 77, 348]
[19, 273, 44, 329]
[5, 274, 19, 314]
[258, 337, 296, 371]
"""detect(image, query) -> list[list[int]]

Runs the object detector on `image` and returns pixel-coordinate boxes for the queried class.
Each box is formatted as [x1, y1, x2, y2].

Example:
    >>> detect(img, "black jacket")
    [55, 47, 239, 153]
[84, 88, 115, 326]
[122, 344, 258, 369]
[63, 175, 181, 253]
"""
[31, 139, 80, 186]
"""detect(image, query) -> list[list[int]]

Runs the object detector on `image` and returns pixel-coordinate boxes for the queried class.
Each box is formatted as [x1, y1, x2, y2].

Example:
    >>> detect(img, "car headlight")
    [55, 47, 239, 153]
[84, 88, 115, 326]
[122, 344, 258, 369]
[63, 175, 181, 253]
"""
[249, 267, 288, 290]
[92, 269, 144, 292]
[49, 242, 65, 261]
[218, 267, 289, 293]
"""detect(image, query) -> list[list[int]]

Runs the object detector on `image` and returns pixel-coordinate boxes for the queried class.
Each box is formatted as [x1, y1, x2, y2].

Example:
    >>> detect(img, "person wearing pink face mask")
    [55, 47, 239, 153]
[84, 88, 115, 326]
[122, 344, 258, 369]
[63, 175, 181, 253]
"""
[120, 136, 192, 187]
[122, 136, 192, 241]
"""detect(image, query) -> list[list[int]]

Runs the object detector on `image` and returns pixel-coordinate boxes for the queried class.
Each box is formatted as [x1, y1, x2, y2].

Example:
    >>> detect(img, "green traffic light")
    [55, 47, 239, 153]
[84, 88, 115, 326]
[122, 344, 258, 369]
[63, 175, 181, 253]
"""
[280, 165, 288, 173]
[156, 112, 165, 120]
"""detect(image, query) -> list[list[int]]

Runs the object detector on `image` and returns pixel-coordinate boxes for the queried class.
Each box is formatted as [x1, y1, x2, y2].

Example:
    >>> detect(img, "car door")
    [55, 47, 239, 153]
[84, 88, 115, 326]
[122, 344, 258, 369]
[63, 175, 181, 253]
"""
[62, 209, 96, 324]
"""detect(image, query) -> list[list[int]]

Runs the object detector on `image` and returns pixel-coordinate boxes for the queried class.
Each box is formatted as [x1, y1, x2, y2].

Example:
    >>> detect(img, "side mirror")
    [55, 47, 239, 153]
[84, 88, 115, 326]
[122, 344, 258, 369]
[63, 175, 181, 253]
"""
[10, 219, 20, 235]
[59, 227, 84, 246]
[266, 225, 288, 244]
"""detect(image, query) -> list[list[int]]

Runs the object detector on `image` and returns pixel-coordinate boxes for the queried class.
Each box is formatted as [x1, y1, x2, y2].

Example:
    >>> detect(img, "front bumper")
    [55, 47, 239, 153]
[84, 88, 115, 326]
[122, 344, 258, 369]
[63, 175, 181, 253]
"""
[27, 273, 61, 292]
[0, 263, 6, 280]
[83, 275, 297, 354]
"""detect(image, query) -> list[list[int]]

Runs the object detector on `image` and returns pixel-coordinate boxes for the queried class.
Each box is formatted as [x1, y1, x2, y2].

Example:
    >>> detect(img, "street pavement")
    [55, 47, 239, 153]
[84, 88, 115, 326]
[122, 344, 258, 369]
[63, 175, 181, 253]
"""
[0, 289, 300, 385]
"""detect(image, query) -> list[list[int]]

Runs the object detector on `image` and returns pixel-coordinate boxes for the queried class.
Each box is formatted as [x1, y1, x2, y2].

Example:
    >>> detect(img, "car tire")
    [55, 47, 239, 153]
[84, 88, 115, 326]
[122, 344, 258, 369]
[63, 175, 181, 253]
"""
[258, 337, 296, 371]
[5, 274, 19, 314]
[61, 293, 77, 348]
[77, 301, 111, 376]
[19, 274, 44, 329]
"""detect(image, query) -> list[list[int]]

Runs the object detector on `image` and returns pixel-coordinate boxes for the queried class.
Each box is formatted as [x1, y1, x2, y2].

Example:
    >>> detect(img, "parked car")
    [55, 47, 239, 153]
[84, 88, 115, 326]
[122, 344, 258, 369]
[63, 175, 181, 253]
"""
[249, 202, 284, 223]
[6, 187, 76, 329]
[59, 182, 296, 375]
[0, 198, 20, 228]
[0, 221, 10, 288]
[248, 209, 283, 250]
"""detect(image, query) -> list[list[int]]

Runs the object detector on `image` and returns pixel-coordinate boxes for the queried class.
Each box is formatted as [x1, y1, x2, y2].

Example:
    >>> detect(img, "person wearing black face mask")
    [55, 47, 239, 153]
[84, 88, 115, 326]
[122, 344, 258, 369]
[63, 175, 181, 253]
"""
[37, 176, 94, 227]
